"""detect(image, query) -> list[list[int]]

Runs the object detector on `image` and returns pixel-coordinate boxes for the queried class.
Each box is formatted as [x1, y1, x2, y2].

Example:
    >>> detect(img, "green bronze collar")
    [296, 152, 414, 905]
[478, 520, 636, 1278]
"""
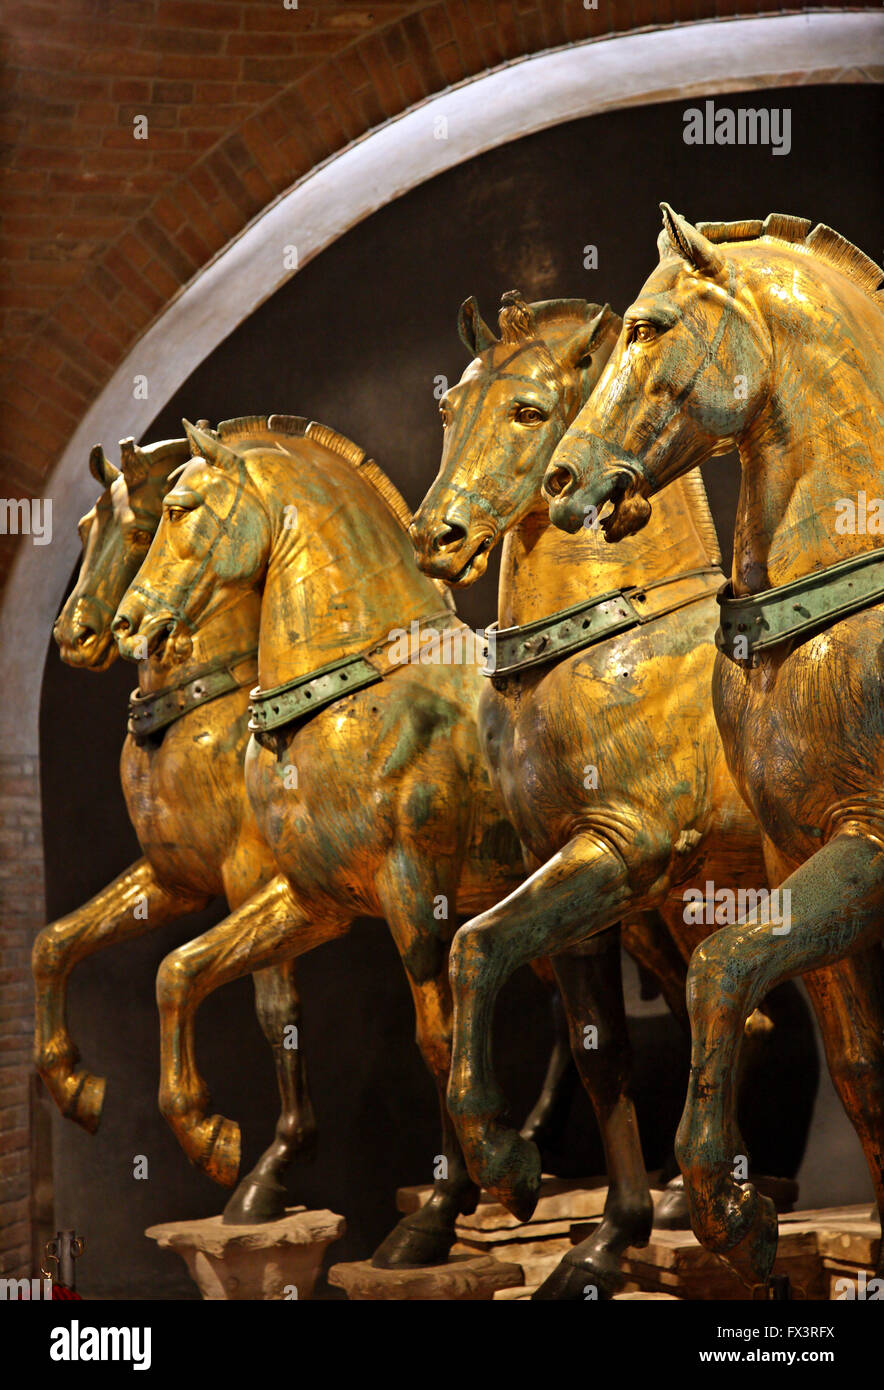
[716, 546, 884, 668]
[128, 648, 258, 741]
[249, 652, 384, 733]
[248, 608, 458, 734]
[485, 567, 722, 683]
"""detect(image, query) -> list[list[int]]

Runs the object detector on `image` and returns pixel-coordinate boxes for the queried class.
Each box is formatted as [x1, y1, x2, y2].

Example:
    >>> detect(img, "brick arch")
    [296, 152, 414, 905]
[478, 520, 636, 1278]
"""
[0, 0, 860, 591]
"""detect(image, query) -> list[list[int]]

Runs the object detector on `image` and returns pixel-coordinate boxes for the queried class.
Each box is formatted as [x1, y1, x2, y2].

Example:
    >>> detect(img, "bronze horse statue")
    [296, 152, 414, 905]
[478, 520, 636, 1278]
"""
[409, 291, 805, 1298]
[37, 431, 317, 1224]
[112, 414, 712, 1267]
[544, 206, 884, 1290]
[111, 413, 540, 1267]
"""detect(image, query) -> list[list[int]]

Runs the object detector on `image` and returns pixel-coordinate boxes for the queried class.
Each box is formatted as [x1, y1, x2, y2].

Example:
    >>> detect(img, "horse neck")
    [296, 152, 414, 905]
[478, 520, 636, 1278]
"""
[137, 587, 261, 694]
[733, 260, 884, 593]
[254, 452, 446, 689]
[499, 474, 717, 627]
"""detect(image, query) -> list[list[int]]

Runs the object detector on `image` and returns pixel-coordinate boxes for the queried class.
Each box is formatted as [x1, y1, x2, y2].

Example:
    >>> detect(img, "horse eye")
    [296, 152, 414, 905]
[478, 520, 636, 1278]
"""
[515, 406, 545, 425]
[630, 323, 657, 345]
[166, 506, 189, 523]
[128, 529, 153, 547]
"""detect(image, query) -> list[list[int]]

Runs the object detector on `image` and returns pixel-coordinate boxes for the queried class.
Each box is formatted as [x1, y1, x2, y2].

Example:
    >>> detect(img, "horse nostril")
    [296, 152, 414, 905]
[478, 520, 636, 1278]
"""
[111, 614, 131, 636]
[433, 521, 467, 553]
[544, 464, 575, 499]
[72, 618, 97, 647]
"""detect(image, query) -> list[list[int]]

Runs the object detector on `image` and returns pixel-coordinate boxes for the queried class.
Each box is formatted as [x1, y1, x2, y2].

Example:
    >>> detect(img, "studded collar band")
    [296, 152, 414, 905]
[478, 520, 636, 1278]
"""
[484, 568, 722, 683]
[716, 547, 884, 668]
[128, 649, 258, 741]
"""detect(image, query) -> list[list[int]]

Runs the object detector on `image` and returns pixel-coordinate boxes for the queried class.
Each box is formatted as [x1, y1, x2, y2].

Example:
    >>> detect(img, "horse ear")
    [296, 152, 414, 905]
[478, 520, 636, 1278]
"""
[659, 203, 724, 277]
[564, 303, 621, 369]
[457, 296, 499, 356]
[182, 418, 243, 470]
[89, 444, 120, 489]
[118, 437, 149, 491]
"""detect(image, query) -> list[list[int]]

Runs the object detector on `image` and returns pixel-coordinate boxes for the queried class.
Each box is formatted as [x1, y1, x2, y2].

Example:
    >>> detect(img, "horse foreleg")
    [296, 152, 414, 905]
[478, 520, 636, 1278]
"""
[447, 831, 635, 1221]
[675, 830, 884, 1290]
[32, 857, 203, 1131]
[371, 850, 479, 1268]
[803, 948, 884, 1276]
[156, 874, 348, 1186]
[222, 958, 318, 1223]
[533, 931, 654, 1301]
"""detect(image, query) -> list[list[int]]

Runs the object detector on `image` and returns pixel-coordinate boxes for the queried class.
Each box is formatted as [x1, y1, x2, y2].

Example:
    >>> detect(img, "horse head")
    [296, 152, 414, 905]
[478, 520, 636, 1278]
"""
[54, 435, 190, 668]
[112, 420, 270, 667]
[409, 291, 621, 584]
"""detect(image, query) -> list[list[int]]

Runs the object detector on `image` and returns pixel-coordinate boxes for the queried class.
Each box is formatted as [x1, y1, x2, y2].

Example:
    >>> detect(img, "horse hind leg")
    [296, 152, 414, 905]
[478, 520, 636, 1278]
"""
[371, 851, 479, 1269]
[519, 975, 579, 1151]
[803, 947, 884, 1277]
[32, 857, 199, 1131]
[675, 831, 884, 1291]
[223, 958, 317, 1224]
[533, 933, 654, 1301]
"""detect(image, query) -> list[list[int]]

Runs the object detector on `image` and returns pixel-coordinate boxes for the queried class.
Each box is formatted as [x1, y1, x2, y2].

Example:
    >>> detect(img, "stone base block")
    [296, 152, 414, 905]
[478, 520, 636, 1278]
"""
[145, 1206, 345, 1300]
[328, 1253, 523, 1301]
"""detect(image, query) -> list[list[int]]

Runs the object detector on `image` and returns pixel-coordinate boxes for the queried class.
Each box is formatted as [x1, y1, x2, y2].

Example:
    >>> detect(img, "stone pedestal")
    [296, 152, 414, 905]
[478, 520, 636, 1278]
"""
[328, 1253, 523, 1301]
[145, 1206, 344, 1300]
[568, 1202, 880, 1301]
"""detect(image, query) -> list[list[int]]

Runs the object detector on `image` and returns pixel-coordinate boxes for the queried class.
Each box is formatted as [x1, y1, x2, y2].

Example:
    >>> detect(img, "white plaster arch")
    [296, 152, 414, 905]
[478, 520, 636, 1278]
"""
[2, 10, 880, 753]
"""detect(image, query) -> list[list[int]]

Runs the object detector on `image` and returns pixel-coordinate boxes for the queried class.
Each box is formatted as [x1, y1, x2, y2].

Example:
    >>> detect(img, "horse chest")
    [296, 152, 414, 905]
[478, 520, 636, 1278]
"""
[713, 615, 884, 859]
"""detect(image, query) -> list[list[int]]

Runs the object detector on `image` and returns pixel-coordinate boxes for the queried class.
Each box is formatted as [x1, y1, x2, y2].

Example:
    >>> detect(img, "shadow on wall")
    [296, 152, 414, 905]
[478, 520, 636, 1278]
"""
[41, 83, 880, 1297]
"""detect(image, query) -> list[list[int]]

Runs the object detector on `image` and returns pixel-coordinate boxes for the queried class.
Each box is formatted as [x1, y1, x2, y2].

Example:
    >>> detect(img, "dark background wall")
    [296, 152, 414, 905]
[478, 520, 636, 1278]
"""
[41, 84, 881, 1297]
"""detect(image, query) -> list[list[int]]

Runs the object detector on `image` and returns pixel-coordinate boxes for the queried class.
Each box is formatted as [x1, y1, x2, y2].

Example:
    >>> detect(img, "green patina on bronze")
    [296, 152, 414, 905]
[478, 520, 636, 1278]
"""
[546, 205, 884, 1290]
[409, 289, 807, 1299]
[716, 547, 884, 665]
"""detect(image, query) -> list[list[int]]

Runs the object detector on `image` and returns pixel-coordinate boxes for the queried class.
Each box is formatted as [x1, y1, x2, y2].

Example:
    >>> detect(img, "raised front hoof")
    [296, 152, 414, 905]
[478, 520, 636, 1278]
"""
[182, 1114, 242, 1187]
[221, 1171, 287, 1225]
[370, 1208, 456, 1270]
[476, 1128, 542, 1224]
[653, 1175, 692, 1231]
[58, 1070, 106, 1134]
[532, 1247, 623, 1302]
[715, 1187, 779, 1292]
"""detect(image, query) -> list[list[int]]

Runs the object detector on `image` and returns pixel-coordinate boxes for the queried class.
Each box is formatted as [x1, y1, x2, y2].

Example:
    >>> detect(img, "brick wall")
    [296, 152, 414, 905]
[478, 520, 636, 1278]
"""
[0, 755, 44, 1278]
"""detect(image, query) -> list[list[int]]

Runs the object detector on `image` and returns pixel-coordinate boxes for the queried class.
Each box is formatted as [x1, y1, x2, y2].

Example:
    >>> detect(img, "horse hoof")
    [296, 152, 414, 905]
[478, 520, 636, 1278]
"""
[653, 1175, 692, 1231]
[64, 1072, 106, 1134]
[222, 1172, 287, 1224]
[371, 1209, 455, 1269]
[720, 1187, 779, 1291]
[482, 1129, 542, 1223]
[532, 1249, 621, 1302]
[198, 1115, 241, 1187]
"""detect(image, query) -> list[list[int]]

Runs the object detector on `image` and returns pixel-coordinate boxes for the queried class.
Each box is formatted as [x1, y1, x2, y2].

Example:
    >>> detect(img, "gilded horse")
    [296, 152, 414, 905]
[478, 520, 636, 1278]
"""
[544, 206, 884, 1289]
[409, 291, 801, 1298]
[112, 414, 540, 1266]
[37, 431, 317, 1224]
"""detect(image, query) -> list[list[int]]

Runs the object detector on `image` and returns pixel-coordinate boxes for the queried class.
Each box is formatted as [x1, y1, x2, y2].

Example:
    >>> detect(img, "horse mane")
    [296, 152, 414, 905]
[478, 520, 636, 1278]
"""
[203, 414, 456, 611]
[694, 212, 884, 305]
[498, 292, 610, 343]
[680, 467, 722, 568]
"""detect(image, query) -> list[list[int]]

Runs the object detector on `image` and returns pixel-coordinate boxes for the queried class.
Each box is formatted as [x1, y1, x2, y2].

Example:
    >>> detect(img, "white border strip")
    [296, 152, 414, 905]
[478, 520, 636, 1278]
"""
[2, 11, 880, 750]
